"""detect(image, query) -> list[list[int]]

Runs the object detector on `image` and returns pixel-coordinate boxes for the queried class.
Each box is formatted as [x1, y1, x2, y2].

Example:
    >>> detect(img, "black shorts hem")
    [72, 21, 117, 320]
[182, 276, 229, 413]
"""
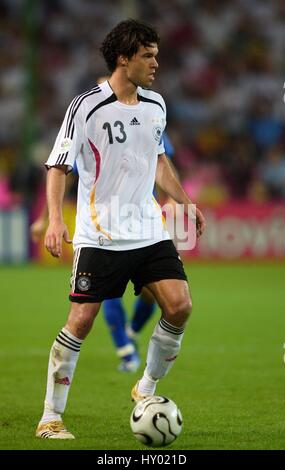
[69, 293, 100, 303]
[69, 291, 126, 303]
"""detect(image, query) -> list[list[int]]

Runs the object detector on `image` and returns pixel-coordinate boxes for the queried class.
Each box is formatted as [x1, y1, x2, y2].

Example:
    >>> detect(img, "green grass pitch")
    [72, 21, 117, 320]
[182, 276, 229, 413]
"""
[0, 262, 284, 450]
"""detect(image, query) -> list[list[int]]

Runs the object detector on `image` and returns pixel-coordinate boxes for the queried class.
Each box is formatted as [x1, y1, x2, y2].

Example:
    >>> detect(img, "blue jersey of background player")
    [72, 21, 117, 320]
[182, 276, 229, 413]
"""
[103, 132, 175, 373]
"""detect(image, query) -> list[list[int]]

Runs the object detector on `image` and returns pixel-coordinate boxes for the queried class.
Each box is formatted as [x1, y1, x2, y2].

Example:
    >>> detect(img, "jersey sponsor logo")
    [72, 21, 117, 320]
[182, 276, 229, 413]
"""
[130, 117, 140, 125]
[59, 137, 72, 152]
[153, 125, 163, 142]
[77, 276, 91, 291]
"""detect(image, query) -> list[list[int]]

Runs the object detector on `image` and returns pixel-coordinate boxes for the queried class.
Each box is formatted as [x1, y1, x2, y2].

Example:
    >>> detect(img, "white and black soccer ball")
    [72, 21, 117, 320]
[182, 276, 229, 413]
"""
[130, 396, 183, 447]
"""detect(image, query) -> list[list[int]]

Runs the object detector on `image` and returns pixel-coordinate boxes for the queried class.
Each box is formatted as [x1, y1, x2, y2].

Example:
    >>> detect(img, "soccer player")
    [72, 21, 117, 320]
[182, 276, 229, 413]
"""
[36, 19, 205, 439]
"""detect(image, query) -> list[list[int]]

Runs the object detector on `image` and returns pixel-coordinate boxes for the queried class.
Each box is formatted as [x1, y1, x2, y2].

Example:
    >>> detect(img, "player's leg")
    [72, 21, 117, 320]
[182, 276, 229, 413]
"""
[39, 246, 103, 428]
[36, 301, 100, 438]
[37, 246, 130, 438]
[132, 279, 191, 400]
[103, 298, 140, 372]
[130, 240, 190, 401]
[127, 288, 156, 339]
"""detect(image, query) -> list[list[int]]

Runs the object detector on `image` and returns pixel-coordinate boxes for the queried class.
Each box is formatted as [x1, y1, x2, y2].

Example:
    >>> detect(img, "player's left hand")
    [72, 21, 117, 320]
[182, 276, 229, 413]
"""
[196, 207, 206, 239]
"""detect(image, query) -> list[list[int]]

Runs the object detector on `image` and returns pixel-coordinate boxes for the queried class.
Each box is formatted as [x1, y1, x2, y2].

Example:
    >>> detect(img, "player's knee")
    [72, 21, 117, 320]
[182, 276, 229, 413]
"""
[164, 297, 192, 324]
[67, 304, 98, 339]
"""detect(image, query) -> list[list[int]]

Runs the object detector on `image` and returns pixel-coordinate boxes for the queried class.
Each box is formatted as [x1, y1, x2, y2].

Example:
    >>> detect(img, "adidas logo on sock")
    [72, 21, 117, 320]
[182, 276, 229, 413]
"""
[130, 117, 140, 125]
[55, 376, 70, 385]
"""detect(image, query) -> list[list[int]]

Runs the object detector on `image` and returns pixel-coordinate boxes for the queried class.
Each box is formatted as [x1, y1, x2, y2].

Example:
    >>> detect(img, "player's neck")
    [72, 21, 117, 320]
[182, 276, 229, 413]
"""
[108, 73, 139, 106]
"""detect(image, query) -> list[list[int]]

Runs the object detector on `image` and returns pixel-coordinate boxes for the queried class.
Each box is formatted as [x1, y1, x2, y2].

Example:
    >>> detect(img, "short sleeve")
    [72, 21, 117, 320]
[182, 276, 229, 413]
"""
[157, 119, 167, 155]
[158, 97, 167, 155]
[45, 97, 84, 174]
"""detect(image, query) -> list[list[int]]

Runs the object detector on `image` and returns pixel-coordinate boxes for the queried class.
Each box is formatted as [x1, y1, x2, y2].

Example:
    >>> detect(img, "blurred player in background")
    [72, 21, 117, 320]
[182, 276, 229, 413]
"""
[35, 19, 205, 439]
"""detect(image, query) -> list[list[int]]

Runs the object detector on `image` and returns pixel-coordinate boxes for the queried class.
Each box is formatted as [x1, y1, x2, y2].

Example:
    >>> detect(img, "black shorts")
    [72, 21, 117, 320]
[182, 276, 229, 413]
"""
[69, 240, 187, 303]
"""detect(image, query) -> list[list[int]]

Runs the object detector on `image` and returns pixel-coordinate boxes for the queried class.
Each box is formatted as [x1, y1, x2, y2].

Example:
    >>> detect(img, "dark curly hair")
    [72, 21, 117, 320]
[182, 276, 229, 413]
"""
[100, 19, 160, 72]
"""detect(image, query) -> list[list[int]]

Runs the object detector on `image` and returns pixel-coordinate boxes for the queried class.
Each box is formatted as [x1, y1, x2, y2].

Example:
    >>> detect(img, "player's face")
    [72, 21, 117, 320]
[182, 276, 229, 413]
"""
[126, 43, 159, 88]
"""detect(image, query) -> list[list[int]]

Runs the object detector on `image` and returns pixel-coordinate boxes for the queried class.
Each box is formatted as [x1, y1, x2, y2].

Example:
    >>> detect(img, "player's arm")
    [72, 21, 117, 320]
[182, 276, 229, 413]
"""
[42, 94, 83, 256]
[45, 165, 72, 257]
[155, 154, 206, 238]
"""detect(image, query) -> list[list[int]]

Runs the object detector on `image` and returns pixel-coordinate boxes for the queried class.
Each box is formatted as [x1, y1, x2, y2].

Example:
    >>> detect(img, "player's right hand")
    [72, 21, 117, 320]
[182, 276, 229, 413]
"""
[44, 220, 72, 257]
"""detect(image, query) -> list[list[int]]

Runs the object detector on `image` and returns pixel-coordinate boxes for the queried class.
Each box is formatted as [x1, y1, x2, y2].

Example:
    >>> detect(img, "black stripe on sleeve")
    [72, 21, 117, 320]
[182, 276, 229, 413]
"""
[66, 88, 102, 138]
[54, 89, 102, 165]
[55, 153, 63, 164]
[137, 94, 165, 112]
[57, 153, 67, 165]
[64, 86, 101, 138]
[86, 94, 117, 122]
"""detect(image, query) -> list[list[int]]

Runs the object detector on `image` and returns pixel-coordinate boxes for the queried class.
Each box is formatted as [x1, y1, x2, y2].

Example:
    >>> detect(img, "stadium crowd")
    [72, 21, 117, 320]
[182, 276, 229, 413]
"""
[1, 0, 285, 212]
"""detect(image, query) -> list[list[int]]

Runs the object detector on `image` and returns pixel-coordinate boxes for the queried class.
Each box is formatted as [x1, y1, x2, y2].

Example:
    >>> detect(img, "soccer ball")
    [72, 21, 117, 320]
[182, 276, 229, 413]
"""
[130, 396, 183, 447]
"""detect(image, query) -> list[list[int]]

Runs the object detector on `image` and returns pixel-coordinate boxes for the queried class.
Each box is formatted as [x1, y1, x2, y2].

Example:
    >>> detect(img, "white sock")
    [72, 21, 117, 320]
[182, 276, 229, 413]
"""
[138, 370, 158, 396]
[40, 327, 83, 424]
[138, 318, 185, 395]
[40, 408, 61, 424]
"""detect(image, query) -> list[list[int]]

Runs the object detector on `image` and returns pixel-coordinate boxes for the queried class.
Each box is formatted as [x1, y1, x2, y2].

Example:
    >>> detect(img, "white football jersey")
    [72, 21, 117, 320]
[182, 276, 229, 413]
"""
[46, 80, 170, 250]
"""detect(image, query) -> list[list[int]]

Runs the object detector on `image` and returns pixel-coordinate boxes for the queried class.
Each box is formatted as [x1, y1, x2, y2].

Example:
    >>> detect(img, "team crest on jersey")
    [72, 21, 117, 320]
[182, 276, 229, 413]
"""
[77, 276, 91, 292]
[60, 137, 72, 152]
[153, 125, 163, 142]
